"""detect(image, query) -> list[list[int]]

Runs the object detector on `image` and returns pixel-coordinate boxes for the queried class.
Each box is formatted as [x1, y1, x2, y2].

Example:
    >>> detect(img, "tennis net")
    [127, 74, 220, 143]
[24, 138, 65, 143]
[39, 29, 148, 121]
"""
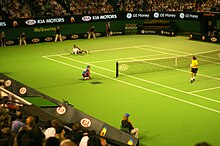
[116, 49, 220, 77]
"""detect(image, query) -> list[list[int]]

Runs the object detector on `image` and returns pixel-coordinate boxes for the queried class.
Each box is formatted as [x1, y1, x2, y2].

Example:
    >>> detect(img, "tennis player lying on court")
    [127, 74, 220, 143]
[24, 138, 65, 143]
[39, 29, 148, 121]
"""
[71, 45, 88, 54]
[82, 65, 90, 80]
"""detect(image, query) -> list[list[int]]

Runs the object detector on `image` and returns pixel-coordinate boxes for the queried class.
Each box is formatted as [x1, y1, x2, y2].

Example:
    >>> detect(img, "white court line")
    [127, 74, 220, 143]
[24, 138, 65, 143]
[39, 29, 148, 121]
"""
[89, 54, 165, 64]
[143, 45, 220, 64]
[42, 56, 220, 114]
[42, 45, 147, 58]
[58, 55, 220, 105]
[190, 86, 220, 93]
[138, 46, 220, 81]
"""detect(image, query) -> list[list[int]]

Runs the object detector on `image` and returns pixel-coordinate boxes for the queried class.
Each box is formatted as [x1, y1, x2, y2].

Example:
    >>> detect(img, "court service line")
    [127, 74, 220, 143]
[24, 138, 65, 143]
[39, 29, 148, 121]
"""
[89, 54, 165, 64]
[190, 86, 220, 93]
[42, 45, 147, 58]
[58, 55, 220, 104]
[138, 46, 220, 81]
[42, 56, 220, 114]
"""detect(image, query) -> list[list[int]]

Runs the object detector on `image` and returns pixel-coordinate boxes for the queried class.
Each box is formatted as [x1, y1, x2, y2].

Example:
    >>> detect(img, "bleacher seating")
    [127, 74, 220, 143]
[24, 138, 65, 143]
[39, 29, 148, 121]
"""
[0, 0, 219, 19]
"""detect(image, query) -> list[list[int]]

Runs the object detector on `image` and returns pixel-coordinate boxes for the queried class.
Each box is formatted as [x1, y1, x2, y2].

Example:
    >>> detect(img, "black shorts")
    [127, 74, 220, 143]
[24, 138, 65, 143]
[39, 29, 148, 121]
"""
[191, 68, 198, 73]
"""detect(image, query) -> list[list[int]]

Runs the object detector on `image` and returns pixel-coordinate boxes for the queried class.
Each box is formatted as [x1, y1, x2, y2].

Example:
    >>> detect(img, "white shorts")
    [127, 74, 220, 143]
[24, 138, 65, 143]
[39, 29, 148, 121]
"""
[73, 48, 79, 54]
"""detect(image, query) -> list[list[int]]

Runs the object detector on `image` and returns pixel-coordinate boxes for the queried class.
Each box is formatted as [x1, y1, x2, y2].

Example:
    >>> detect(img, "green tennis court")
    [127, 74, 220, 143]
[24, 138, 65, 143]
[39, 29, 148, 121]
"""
[1, 35, 220, 146]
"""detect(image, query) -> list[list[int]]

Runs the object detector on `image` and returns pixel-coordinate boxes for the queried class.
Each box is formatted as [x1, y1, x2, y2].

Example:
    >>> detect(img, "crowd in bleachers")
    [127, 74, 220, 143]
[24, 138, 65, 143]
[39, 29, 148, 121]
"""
[0, 102, 110, 146]
[0, 80, 110, 146]
[0, 0, 219, 19]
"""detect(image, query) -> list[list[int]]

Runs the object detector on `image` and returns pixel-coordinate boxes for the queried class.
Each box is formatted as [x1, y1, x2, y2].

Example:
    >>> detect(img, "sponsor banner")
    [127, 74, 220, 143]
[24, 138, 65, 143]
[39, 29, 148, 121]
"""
[189, 33, 220, 43]
[81, 13, 121, 22]
[152, 12, 201, 20]
[5, 31, 123, 46]
[125, 12, 201, 20]
[0, 12, 215, 28]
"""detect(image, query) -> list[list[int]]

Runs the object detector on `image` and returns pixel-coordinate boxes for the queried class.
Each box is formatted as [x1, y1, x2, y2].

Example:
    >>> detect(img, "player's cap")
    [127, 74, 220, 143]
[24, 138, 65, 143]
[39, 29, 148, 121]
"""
[124, 113, 130, 117]
[87, 65, 90, 68]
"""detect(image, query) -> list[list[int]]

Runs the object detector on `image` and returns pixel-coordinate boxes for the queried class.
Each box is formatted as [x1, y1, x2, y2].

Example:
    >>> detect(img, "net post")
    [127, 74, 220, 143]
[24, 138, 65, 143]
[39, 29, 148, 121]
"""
[116, 62, 119, 78]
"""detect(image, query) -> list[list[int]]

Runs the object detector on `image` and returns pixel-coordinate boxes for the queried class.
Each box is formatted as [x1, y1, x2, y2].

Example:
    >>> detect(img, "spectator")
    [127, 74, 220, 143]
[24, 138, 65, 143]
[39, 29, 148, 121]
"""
[60, 139, 76, 146]
[45, 136, 60, 146]
[0, 112, 15, 146]
[1, 32, 6, 47]
[106, 22, 111, 37]
[19, 32, 27, 46]
[11, 111, 25, 133]
[65, 123, 83, 145]
[88, 26, 96, 39]
[55, 125, 66, 143]
[25, 116, 45, 146]
[55, 26, 62, 42]
[121, 113, 139, 138]
[79, 131, 90, 146]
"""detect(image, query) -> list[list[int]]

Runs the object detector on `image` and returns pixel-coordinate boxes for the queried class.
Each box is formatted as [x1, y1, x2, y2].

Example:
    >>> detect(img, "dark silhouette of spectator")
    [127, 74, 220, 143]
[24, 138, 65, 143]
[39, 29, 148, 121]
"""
[0, 112, 15, 146]
[45, 136, 60, 146]
[1, 32, 6, 47]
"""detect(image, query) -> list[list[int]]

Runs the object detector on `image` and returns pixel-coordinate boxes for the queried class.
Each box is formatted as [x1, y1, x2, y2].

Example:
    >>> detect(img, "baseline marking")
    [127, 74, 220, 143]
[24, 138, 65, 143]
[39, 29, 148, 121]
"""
[42, 56, 220, 114]
[42, 45, 147, 58]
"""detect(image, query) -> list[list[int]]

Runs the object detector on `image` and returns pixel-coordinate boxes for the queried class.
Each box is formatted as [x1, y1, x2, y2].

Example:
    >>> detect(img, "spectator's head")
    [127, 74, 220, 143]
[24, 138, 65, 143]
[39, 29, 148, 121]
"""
[45, 137, 60, 146]
[60, 139, 76, 146]
[16, 110, 23, 120]
[72, 123, 81, 131]
[26, 116, 35, 128]
[51, 119, 60, 128]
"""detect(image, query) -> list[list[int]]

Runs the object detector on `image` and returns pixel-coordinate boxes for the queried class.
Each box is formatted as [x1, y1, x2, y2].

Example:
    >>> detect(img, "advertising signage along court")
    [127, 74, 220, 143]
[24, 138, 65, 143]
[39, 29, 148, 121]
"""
[0, 12, 215, 28]
[125, 12, 201, 20]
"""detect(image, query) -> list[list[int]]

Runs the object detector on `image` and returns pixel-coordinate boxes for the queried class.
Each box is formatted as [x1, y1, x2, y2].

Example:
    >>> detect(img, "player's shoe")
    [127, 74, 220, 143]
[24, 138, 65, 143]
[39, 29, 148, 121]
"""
[190, 80, 193, 83]
[86, 51, 89, 54]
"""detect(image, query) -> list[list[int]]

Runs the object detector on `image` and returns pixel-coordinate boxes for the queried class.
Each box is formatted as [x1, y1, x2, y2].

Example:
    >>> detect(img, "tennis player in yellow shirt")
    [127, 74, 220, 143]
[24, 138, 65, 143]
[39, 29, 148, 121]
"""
[190, 56, 199, 83]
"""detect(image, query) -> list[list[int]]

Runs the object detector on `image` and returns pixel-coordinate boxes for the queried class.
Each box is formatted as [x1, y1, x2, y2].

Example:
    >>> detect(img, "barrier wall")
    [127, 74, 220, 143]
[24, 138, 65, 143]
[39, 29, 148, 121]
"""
[0, 12, 219, 45]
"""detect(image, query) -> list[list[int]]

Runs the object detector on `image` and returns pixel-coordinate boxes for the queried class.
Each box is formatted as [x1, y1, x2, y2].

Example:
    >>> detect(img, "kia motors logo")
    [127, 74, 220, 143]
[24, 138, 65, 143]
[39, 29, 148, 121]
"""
[25, 19, 36, 25]
[210, 37, 217, 42]
[19, 87, 27, 94]
[80, 118, 92, 128]
[56, 106, 66, 115]
[82, 16, 91, 22]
